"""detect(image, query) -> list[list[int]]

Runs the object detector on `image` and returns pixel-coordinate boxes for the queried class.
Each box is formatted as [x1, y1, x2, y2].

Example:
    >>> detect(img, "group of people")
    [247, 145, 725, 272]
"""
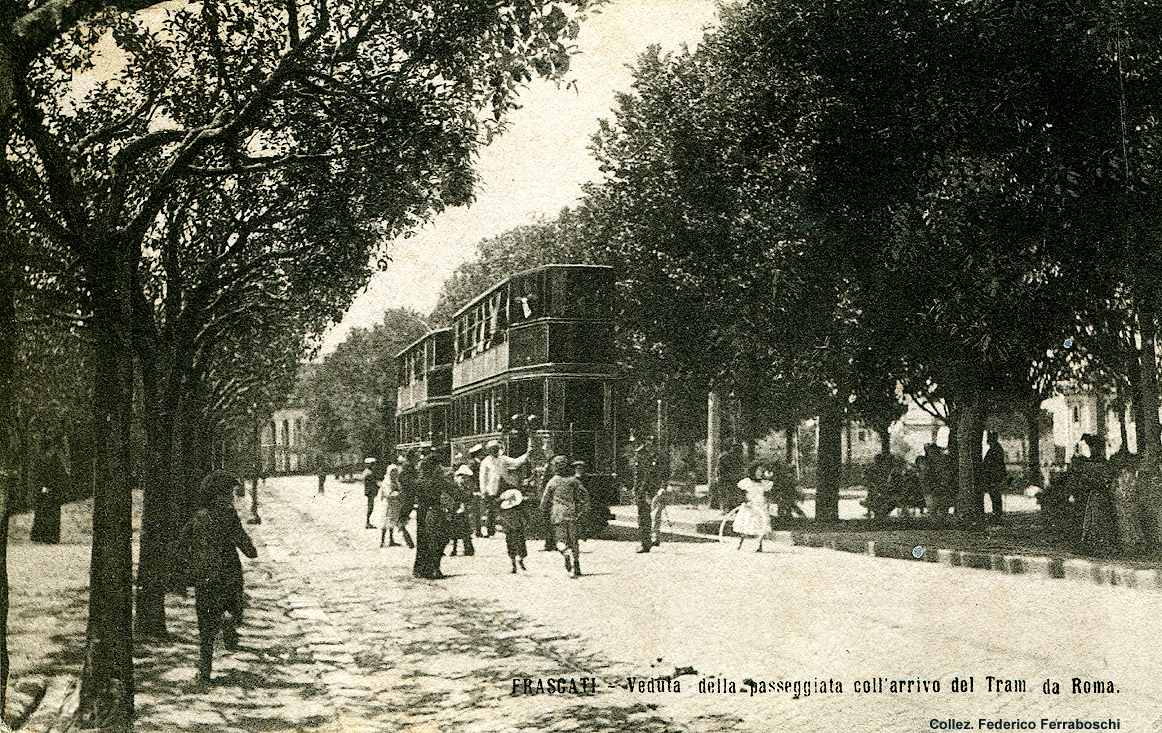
[358, 440, 591, 579]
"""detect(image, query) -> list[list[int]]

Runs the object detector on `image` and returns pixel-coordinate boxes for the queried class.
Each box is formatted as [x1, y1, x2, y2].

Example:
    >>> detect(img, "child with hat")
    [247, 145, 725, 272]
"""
[499, 487, 529, 573]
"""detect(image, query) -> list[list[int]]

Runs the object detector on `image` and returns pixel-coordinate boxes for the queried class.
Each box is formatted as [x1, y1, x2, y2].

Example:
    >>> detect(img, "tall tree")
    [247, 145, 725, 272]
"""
[3, 0, 594, 724]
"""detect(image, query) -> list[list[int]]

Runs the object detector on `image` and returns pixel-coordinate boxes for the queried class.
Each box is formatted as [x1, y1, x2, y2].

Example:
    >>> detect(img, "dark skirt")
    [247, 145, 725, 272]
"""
[505, 530, 528, 558]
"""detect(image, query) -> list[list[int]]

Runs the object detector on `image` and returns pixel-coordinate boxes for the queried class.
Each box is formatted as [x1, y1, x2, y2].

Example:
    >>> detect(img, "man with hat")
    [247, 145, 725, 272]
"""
[498, 487, 529, 573]
[362, 457, 381, 528]
[449, 460, 476, 556]
[541, 455, 589, 578]
[479, 439, 530, 537]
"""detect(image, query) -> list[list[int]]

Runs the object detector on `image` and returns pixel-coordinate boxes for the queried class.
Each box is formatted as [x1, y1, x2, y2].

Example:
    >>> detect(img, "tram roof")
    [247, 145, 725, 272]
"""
[450, 263, 614, 321]
[395, 327, 452, 359]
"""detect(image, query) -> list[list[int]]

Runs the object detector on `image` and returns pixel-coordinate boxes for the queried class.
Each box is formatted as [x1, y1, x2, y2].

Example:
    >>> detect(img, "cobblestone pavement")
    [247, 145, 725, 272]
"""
[13, 476, 1162, 732]
[132, 478, 702, 733]
[232, 476, 1162, 733]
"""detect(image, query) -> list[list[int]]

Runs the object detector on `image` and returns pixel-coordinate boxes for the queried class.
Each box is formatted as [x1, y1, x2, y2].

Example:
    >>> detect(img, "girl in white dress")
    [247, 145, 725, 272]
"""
[734, 463, 774, 552]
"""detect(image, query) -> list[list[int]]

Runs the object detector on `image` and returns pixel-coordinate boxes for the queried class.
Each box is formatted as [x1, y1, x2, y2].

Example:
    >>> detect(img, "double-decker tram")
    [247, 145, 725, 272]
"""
[394, 328, 454, 465]
[396, 263, 618, 532]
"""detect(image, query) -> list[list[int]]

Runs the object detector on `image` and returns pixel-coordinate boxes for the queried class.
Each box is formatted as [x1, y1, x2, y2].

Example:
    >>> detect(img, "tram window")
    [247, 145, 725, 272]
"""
[435, 332, 453, 366]
[510, 324, 548, 367]
[509, 380, 543, 427]
[563, 381, 604, 431]
[548, 323, 613, 362]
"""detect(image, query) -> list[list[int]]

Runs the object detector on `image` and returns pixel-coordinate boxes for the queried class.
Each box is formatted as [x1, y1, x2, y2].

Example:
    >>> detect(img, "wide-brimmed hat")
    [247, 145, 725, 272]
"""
[468, 443, 485, 455]
[455, 464, 473, 478]
[364, 457, 376, 464]
[499, 488, 524, 510]
[486, 439, 501, 450]
[746, 460, 775, 480]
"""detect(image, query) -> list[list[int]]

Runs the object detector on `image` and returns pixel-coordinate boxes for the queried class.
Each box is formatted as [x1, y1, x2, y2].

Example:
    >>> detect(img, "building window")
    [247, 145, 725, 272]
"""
[1072, 406, 1080, 424]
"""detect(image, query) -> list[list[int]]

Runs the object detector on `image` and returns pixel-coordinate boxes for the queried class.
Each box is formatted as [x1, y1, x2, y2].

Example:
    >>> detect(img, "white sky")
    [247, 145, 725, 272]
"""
[318, 0, 721, 354]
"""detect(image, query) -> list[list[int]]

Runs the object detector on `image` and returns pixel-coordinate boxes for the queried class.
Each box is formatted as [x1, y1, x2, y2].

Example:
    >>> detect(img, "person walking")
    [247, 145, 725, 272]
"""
[479, 439, 530, 537]
[734, 462, 773, 552]
[448, 463, 476, 556]
[631, 436, 660, 553]
[413, 454, 452, 579]
[982, 432, 1007, 521]
[362, 457, 381, 528]
[499, 488, 529, 573]
[175, 471, 257, 685]
[543, 455, 589, 578]
[316, 452, 328, 496]
[378, 453, 413, 548]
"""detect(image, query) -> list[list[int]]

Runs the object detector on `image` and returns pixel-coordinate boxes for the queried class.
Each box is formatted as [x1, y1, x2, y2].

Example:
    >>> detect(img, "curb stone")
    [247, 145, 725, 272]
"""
[791, 532, 1161, 593]
[613, 506, 1162, 593]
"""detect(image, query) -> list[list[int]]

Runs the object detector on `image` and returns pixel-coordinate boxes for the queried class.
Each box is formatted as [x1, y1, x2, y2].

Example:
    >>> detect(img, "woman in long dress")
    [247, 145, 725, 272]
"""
[733, 462, 774, 552]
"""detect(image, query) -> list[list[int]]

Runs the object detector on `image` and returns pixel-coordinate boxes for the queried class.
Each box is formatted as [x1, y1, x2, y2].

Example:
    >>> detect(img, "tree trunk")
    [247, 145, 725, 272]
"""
[0, 207, 17, 721]
[133, 376, 169, 638]
[706, 388, 722, 510]
[1094, 391, 1108, 457]
[785, 420, 800, 481]
[875, 420, 891, 457]
[1135, 313, 1162, 552]
[1024, 403, 1042, 488]
[77, 246, 136, 731]
[816, 398, 843, 523]
[956, 396, 984, 528]
[1136, 317, 1161, 465]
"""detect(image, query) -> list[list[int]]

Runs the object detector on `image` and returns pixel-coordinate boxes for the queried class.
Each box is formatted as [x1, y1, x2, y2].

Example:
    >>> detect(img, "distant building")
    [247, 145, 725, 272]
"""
[262, 406, 310, 474]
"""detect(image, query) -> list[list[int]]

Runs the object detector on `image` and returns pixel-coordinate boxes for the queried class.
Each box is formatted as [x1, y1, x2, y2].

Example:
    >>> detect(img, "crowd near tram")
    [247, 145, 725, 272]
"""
[374, 264, 618, 578]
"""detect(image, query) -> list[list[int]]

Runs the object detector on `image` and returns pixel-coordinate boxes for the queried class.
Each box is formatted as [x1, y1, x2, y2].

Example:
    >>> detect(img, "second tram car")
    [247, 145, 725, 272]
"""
[395, 264, 618, 532]
[395, 328, 453, 465]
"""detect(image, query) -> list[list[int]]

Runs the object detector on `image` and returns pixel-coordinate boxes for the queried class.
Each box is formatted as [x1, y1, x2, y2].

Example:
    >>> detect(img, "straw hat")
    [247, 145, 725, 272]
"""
[499, 488, 524, 510]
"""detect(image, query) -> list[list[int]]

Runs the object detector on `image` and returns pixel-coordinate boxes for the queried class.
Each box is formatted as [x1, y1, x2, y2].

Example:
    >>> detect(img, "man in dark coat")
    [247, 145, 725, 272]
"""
[982, 432, 1007, 520]
[412, 454, 452, 579]
[177, 470, 257, 684]
[362, 457, 381, 528]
